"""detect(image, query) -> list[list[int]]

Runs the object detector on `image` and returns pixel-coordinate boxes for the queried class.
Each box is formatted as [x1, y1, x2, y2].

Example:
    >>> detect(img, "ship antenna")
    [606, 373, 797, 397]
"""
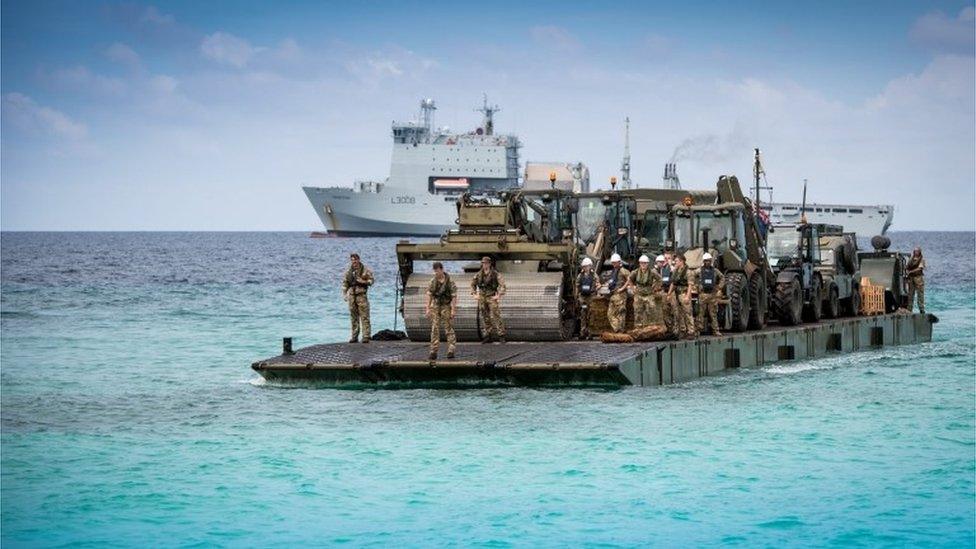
[420, 98, 437, 137]
[621, 117, 632, 190]
[475, 93, 500, 136]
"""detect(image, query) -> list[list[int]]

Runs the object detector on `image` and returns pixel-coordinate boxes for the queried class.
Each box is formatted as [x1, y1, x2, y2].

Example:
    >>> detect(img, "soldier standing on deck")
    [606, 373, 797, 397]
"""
[668, 254, 696, 339]
[629, 255, 662, 327]
[342, 253, 373, 343]
[471, 256, 506, 343]
[425, 262, 457, 360]
[906, 247, 926, 314]
[695, 253, 725, 336]
[576, 257, 599, 339]
[656, 254, 674, 334]
[606, 253, 631, 333]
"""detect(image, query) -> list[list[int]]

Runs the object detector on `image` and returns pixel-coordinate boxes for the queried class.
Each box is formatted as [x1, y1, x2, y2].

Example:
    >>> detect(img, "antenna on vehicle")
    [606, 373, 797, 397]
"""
[621, 117, 632, 190]
[800, 179, 808, 224]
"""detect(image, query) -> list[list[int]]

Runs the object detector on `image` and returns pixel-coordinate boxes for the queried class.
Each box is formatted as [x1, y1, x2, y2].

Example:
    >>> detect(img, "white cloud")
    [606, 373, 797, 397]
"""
[910, 7, 975, 53]
[140, 5, 175, 25]
[44, 65, 127, 96]
[201, 32, 263, 68]
[867, 54, 975, 110]
[105, 43, 141, 68]
[2, 93, 87, 139]
[530, 25, 582, 52]
[344, 48, 438, 86]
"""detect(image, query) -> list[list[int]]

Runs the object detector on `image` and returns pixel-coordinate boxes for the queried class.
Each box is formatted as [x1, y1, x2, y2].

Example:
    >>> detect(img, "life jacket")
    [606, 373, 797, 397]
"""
[672, 266, 688, 290]
[661, 265, 672, 291]
[475, 269, 499, 295]
[578, 271, 595, 296]
[345, 265, 368, 293]
[430, 274, 454, 305]
[700, 266, 717, 293]
[608, 267, 622, 292]
[907, 256, 924, 276]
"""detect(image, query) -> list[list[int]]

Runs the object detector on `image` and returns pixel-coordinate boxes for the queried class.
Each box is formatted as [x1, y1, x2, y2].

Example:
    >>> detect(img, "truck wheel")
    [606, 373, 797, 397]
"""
[727, 272, 751, 332]
[748, 272, 767, 330]
[848, 285, 861, 316]
[775, 278, 803, 326]
[803, 277, 823, 322]
[824, 285, 840, 319]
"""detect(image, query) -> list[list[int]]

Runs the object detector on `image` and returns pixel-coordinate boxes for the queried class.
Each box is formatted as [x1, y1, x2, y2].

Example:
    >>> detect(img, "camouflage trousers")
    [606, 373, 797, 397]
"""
[907, 276, 925, 313]
[477, 295, 505, 338]
[429, 303, 456, 355]
[348, 292, 371, 342]
[608, 292, 629, 333]
[579, 295, 594, 337]
[696, 292, 722, 335]
[633, 293, 661, 328]
[668, 293, 696, 338]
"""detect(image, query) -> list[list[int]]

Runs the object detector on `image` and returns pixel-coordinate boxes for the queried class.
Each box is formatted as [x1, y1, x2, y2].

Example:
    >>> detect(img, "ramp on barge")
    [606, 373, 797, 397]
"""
[252, 313, 936, 388]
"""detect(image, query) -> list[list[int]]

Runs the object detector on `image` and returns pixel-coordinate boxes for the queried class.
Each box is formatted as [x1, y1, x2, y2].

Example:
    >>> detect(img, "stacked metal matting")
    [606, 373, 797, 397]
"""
[402, 272, 566, 342]
[252, 313, 936, 388]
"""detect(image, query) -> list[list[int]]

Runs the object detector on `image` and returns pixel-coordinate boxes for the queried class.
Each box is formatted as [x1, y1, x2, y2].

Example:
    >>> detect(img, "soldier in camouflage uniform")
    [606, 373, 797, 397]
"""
[425, 262, 458, 360]
[342, 253, 374, 343]
[906, 247, 926, 314]
[629, 255, 662, 327]
[471, 256, 506, 343]
[606, 253, 631, 333]
[576, 257, 599, 339]
[695, 253, 725, 336]
[657, 254, 675, 335]
[668, 254, 697, 339]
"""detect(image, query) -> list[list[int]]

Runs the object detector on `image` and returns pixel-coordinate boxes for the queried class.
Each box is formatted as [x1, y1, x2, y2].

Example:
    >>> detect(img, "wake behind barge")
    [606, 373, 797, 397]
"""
[252, 312, 935, 388]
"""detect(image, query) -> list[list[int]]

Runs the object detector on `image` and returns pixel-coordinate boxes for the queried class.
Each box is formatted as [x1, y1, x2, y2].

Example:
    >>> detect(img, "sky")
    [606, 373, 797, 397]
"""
[1, 0, 974, 231]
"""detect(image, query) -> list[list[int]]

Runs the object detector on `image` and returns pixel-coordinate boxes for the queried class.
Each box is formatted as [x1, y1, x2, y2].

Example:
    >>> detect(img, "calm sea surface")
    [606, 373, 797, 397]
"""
[2, 231, 973, 547]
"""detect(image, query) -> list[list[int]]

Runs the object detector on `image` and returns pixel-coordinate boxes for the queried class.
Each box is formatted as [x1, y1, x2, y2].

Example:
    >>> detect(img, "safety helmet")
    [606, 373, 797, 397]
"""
[610, 253, 622, 263]
[702, 252, 713, 261]
[581, 257, 593, 267]
[655, 255, 666, 263]
[639, 255, 650, 263]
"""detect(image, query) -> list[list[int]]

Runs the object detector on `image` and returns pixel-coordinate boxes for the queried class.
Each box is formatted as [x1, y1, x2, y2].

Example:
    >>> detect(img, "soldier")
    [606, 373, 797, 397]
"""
[606, 253, 631, 333]
[668, 253, 696, 339]
[629, 255, 662, 327]
[425, 262, 458, 360]
[906, 247, 926, 313]
[471, 256, 506, 343]
[695, 252, 725, 336]
[576, 256, 599, 339]
[342, 253, 374, 343]
[656, 254, 674, 334]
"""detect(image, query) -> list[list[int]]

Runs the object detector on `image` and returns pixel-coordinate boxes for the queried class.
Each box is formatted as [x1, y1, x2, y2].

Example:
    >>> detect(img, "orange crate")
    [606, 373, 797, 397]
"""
[859, 278, 885, 315]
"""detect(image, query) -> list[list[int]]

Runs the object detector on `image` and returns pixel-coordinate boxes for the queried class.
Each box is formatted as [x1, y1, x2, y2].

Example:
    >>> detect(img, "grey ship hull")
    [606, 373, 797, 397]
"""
[303, 186, 454, 236]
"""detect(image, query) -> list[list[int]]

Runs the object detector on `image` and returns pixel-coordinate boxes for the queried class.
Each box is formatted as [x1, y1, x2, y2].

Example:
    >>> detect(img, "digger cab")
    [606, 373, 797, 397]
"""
[670, 203, 750, 271]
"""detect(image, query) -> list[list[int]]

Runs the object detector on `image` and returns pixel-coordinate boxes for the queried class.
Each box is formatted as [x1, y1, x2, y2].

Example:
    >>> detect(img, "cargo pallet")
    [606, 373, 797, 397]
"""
[251, 313, 936, 388]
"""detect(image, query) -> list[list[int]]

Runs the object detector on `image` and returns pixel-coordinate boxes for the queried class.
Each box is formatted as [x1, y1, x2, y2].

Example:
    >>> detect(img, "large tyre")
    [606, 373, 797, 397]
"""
[845, 285, 861, 316]
[775, 278, 803, 326]
[824, 284, 840, 319]
[726, 272, 751, 332]
[748, 272, 768, 330]
[803, 276, 823, 322]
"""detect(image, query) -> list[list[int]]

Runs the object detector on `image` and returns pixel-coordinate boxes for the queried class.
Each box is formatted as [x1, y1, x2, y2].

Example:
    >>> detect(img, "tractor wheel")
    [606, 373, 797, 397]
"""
[748, 272, 768, 330]
[775, 278, 803, 326]
[726, 272, 751, 332]
[803, 277, 823, 322]
[824, 284, 840, 319]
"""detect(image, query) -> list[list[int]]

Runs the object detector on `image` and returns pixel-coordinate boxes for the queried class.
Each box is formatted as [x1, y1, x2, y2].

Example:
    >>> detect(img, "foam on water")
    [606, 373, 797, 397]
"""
[1, 231, 973, 546]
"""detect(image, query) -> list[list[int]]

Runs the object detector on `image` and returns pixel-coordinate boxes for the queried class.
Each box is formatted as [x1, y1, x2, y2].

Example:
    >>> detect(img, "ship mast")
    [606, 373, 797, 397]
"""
[475, 93, 500, 136]
[753, 147, 772, 209]
[621, 117, 632, 189]
[420, 98, 436, 138]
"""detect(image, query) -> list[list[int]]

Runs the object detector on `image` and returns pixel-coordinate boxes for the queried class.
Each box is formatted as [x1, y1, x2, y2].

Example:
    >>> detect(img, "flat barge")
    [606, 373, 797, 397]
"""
[252, 312, 936, 388]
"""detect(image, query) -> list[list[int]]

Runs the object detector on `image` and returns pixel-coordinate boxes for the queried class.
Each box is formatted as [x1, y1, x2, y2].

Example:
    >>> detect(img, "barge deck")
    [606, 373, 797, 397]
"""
[252, 313, 936, 388]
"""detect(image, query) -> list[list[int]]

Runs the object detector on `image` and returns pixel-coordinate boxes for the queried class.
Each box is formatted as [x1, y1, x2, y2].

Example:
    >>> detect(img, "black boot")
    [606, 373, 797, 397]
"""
[429, 352, 437, 360]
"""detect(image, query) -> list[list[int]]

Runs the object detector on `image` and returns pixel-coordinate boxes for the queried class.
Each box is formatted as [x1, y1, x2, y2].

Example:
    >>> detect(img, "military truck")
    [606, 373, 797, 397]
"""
[858, 235, 909, 313]
[816, 226, 861, 317]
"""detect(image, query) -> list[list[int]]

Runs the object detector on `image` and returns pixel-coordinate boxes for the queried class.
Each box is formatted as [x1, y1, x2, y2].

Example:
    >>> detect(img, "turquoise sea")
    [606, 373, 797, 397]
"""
[2, 231, 973, 547]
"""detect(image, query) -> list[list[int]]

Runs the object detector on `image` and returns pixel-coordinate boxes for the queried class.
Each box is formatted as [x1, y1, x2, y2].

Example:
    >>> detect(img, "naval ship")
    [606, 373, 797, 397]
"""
[304, 98, 588, 236]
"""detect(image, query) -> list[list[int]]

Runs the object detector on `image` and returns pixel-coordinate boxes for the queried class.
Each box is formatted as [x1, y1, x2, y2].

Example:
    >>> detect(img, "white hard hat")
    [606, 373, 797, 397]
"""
[581, 257, 593, 267]
[702, 252, 713, 261]
[655, 255, 666, 263]
[610, 253, 622, 263]
[639, 255, 650, 263]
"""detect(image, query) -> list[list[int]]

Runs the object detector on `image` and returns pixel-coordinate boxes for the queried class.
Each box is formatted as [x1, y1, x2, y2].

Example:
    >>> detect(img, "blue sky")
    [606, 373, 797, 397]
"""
[2, 0, 974, 230]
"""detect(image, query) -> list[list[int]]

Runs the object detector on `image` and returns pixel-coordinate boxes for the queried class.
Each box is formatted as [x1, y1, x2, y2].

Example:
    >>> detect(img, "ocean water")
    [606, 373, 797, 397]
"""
[1, 231, 973, 547]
